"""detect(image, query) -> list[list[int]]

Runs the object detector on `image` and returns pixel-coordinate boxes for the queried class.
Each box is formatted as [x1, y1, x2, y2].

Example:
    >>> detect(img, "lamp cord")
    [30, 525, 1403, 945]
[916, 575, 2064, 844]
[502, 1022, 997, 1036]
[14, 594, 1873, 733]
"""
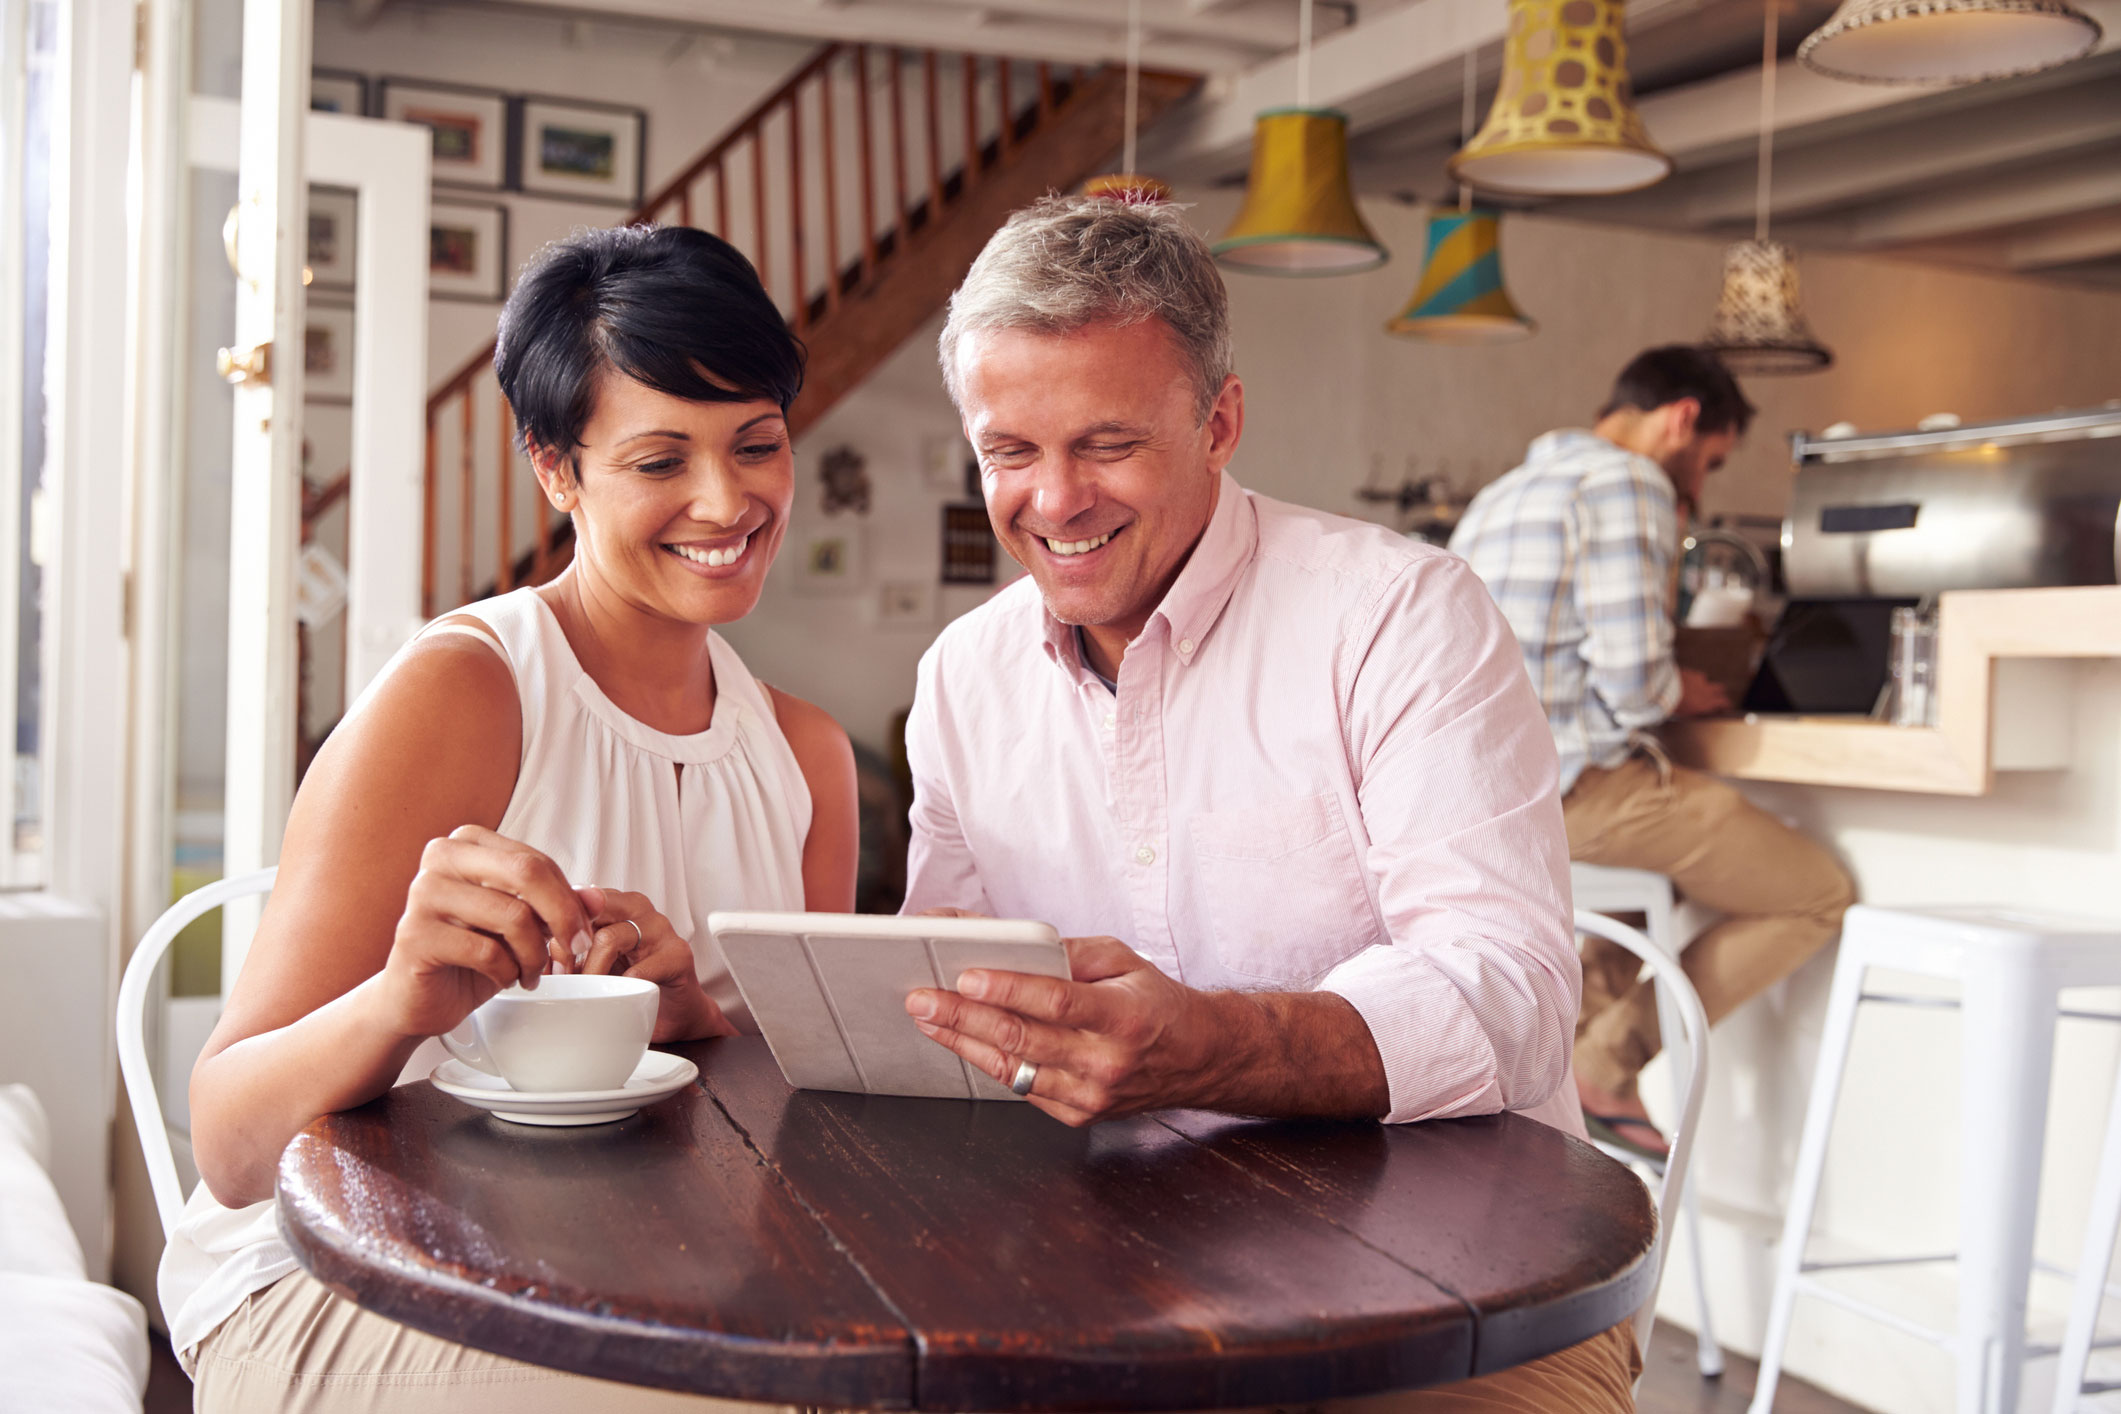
[1297, 0, 1313, 108]
[1123, 0, 1141, 174]
[1756, 0, 1777, 243]
[1459, 49, 1475, 211]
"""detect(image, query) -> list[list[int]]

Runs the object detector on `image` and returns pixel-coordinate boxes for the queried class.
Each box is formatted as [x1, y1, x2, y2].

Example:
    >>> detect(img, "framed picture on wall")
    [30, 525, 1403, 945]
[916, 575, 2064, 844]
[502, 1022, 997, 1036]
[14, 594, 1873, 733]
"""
[380, 78, 510, 190]
[305, 303, 356, 404]
[429, 199, 509, 302]
[940, 503, 997, 585]
[306, 186, 357, 293]
[311, 69, 368, 116]
[514, 94, 646, 206]
[795, 525, 867, 595]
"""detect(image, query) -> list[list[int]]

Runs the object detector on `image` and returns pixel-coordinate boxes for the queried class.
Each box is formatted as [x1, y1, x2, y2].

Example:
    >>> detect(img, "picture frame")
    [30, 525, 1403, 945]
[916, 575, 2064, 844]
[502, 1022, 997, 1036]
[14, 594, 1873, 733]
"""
[379, 78, 510, 191]
[310, 69, 369, 116]
[795, 524, 867, 595]
[514, 94, 646, 206]
[306, 186, 358, 293]
[428, 198, 509, 303]
[304, 304, 356, 404]
[940, 503, 998, 585]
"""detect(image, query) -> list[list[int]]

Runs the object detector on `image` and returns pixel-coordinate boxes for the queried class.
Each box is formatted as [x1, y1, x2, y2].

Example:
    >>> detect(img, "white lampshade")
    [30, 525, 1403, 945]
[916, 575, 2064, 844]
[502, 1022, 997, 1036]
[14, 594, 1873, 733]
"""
[1798, 0, 2101, 82]
[1702, 240, 1832, 376]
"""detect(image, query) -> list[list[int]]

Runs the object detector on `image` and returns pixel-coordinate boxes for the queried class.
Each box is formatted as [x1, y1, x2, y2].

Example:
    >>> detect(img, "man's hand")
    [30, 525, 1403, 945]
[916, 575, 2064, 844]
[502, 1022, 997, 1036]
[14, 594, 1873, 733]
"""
[905, 936, 1235, 1125]
[904, 935, 1388, 1126]
[1676, 667, 1732, 718]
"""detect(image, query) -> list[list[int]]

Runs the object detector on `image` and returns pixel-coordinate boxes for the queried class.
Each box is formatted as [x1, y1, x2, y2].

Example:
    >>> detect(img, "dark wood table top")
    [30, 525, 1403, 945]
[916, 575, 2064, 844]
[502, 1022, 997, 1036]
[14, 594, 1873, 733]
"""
[279, 1036, 1655, 1410]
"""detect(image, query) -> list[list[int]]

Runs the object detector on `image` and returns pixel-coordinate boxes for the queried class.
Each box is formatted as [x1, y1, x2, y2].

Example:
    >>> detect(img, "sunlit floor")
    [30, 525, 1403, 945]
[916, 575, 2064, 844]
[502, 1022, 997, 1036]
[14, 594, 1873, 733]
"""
[147, 1321, 1874, 1413]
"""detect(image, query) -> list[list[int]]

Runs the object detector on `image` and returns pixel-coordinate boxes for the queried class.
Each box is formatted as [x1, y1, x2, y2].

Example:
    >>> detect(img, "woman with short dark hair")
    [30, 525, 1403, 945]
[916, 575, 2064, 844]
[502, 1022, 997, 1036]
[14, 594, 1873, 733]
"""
[165, 225, 857, 1413]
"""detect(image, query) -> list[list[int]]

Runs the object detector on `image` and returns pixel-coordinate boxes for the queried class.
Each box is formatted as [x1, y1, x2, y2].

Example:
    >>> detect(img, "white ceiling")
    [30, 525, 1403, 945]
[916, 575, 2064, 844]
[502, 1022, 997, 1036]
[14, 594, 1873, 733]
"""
[423, 0, 2121, 288]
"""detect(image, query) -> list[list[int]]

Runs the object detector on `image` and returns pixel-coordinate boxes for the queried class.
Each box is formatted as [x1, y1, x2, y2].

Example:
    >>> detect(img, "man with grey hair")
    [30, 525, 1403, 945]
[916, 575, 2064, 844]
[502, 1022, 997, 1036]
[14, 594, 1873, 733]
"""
[898, 195, 1637, 1406]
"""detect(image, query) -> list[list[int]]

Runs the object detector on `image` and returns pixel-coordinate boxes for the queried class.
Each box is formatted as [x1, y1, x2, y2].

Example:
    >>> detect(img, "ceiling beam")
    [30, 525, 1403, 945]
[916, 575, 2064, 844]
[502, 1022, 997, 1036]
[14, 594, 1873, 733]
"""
[2009, 212, 2121, 270]
[1824, 160, 2121, 247]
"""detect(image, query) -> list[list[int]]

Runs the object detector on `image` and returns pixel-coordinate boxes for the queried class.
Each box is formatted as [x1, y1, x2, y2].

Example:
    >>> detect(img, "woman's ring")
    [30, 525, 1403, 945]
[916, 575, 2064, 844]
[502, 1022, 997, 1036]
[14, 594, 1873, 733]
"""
[1009, 1059, 1038, 1096]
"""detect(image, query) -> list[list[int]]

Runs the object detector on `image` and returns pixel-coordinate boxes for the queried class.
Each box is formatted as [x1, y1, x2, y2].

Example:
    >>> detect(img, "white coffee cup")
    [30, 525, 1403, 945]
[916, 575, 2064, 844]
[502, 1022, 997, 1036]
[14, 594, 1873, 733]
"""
[441, 974, 658, 1092]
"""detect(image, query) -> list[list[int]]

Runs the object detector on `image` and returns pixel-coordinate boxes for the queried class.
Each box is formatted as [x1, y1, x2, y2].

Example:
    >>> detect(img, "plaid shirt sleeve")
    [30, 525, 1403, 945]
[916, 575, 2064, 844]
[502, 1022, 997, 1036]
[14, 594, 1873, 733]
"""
[1571, 462, 1681, 729]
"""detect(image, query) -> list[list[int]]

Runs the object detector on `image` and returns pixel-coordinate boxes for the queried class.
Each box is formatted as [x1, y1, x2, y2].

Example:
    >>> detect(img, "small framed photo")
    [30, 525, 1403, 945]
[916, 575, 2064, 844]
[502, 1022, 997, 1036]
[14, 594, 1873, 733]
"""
[380, 78, 509, 190]
[515, 94, 646, 206]
[796, 525, 867, 595]
[310, 69, 368, 116]
[304, 304, 356, 404]
[940, 503, 997, 585]
[428, 199, 509, 303]
[306, 186, 357, 293]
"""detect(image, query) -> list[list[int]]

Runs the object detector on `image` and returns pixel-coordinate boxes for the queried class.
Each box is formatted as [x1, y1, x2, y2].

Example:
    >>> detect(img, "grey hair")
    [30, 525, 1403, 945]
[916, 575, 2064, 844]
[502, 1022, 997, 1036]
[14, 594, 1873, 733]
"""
[938, 194, 1232, 424]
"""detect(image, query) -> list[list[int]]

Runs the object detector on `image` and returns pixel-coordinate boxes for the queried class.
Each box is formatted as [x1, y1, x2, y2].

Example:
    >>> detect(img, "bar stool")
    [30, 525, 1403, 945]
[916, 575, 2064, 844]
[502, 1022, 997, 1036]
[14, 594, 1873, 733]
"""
[1571, 863, 1724, 1377]
[2051, 1042, 2121, 1413]
[1750, 905, 2121, 1414]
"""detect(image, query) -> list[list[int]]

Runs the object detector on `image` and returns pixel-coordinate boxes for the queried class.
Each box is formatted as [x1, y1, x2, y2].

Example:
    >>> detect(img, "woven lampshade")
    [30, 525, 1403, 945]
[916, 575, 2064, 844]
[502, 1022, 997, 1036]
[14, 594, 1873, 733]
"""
[1385, 210, 1534, 344]
[1448, 0, 1672, 197]
[1213, 109, 1387, 275]
[1082, 173, 1173, 203]
[1703, 240, 1832, 375]
[1798, 0, 2100, 82]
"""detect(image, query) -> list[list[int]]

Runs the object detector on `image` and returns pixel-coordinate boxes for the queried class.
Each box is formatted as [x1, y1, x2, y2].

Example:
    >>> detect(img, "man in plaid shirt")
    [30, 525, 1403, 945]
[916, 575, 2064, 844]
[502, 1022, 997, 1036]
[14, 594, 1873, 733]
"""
[1452, 346, 1853, 1158]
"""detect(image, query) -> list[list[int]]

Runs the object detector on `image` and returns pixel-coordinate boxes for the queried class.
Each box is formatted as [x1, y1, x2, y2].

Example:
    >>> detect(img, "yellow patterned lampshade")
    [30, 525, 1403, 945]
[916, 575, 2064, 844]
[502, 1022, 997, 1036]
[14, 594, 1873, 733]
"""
[1703, 240, 1832, 375]
[1798, 0, 2100, 82]
[1449, 0, 1672, 197]
[1081, 173, 1173, 203]
[1213, 109, 1387, 275]
[1385, 210, 1534, 344]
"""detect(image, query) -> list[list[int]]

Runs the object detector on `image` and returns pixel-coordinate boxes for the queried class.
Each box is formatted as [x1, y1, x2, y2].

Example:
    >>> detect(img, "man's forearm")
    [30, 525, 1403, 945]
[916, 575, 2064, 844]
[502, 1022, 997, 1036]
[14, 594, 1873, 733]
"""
[1190, 989, 1390, 1120]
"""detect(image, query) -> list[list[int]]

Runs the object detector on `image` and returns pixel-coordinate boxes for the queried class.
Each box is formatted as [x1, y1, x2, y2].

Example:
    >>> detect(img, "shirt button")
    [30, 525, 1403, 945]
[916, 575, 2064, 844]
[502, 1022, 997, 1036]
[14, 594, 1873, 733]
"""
[1135, 846, 1156, 865]
[1103, 713, 1116, 730]
[1178, 638, 1195, 655]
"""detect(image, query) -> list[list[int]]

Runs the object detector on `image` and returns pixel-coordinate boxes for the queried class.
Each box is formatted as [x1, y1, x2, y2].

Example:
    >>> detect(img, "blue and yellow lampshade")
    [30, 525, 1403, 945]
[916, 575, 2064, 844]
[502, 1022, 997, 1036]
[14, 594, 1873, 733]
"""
[1213, 109, 1387, 276]
[1448, 0, 1671, 197]
[1385, 209, 1534, 344]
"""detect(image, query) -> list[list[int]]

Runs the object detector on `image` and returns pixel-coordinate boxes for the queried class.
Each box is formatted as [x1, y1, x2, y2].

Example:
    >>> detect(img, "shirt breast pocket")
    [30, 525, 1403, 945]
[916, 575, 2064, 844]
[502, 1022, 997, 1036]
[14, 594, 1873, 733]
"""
[1187, 793, 1379, 986]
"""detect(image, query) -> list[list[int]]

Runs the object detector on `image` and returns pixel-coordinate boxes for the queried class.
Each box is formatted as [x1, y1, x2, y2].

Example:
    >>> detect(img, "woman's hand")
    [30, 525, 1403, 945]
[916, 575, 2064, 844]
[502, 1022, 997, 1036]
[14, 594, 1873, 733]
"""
[374, 824, 593, 1042]
[575, 887, 736, 1042]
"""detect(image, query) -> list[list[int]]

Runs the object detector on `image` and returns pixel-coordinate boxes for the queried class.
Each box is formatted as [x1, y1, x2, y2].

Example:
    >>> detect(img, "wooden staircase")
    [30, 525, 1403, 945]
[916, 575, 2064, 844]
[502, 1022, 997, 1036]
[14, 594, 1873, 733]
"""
[422, 44, 1197, 616]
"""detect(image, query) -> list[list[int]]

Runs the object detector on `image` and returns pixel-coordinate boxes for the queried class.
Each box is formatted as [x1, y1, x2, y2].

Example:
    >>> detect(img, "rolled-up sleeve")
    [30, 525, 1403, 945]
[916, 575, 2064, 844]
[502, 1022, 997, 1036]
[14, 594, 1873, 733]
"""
[1319, 556, 1579, 1124]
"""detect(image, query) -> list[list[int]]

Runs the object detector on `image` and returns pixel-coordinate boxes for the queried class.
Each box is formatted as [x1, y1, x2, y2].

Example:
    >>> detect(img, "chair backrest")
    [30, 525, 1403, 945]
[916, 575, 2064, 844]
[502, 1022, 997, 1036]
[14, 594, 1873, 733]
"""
[1574, 907, 1710, 1364]
[115, 868, 277, 1239]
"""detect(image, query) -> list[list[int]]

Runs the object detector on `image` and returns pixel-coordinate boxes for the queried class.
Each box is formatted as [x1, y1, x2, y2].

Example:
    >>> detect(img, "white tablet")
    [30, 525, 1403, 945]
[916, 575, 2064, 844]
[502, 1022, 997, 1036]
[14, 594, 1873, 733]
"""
[708, 911, 1069, 1101]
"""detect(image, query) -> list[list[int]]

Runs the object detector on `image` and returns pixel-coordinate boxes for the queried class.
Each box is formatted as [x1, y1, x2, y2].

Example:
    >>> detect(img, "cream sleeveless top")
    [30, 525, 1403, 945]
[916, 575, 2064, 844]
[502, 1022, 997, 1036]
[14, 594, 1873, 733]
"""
[159, 588, 812, 1367]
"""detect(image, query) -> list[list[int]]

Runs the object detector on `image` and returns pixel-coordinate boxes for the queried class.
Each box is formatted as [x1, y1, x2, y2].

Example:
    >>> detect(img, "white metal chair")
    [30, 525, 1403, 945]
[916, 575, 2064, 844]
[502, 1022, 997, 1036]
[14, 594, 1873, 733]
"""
[115, 868, 276, 1238]
[1575, 907, 1712, 1382]
[1572, 864, 1725, 1378]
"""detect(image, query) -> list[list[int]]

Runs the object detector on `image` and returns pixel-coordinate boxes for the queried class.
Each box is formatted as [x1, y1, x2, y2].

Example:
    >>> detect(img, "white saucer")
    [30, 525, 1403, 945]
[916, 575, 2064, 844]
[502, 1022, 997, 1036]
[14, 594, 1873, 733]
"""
[429, 1051, 699, 1126]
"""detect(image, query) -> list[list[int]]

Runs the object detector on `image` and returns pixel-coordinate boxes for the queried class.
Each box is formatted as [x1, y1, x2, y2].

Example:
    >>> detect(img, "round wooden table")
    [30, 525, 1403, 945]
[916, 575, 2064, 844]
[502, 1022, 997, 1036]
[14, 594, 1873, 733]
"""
[278, 1036, 1655, 1410]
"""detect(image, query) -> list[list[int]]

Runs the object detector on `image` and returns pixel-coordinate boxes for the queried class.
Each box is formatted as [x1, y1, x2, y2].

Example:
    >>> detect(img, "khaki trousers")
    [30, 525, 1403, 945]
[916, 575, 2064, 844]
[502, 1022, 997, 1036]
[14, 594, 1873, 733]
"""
[192, 1270, 1640, 1413]
[1565, 755, 1855, 1098]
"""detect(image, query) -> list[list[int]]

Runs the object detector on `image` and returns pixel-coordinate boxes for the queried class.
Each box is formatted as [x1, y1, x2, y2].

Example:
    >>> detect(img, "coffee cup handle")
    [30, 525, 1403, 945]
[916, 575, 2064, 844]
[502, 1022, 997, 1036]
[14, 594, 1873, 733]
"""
[440, 1018, 502, 1077]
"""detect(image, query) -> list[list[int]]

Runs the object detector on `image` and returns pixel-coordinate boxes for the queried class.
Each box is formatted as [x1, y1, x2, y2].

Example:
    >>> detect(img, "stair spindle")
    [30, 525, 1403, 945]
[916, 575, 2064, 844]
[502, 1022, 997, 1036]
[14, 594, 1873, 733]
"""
[997, 59, 1012, 158]
[854, 45, 877, 280]
[789, 82, 807, 331]
[890, 48, 908, 251]
[820, 56, 842, 316]
[924, 51, 942, 225]
[751, 127, 769, 301]
[678, 184, 693, 229]
[962, 54, 980, 190]
[714, 159, 729, 239]
[1038, 62, 1053, 121]
[496, 391, 514, 592]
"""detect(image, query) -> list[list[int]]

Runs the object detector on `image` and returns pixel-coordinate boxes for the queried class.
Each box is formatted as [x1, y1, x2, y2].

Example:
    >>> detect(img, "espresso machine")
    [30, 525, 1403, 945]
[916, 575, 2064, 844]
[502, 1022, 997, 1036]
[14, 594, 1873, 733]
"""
[1744, 404, 2121, 715]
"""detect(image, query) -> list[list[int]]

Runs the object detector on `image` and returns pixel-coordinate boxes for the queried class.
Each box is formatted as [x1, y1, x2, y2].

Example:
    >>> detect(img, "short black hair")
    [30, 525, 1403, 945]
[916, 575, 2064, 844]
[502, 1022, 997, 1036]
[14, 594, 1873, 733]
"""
[1597, 345, 1755, 436]
[494, 224, 805, 462]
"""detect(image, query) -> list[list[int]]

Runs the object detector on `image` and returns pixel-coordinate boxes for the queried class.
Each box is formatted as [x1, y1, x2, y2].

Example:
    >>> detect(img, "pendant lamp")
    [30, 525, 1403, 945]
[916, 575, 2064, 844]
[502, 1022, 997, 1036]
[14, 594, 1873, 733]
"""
[1083, 0, 1171, 203]
[1799, 0, 2100, 83]
[1213, 0, 1387, 274]
[1703, 1, 1831, 374]
[1386, 209, 1535, 342]
[1388, 59, 1533, 343]
[1448, 0, 1671, 197]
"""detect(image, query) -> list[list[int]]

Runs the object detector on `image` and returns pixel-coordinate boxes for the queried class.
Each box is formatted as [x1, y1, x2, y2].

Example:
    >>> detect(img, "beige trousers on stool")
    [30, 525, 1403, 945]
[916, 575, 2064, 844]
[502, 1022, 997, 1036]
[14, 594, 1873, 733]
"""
[191, 1270, 1640, 1413]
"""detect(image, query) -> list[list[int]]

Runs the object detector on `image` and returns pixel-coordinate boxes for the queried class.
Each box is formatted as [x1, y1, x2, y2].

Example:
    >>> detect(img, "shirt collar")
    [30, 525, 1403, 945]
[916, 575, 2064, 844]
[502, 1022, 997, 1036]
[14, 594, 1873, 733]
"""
[1036, 469, 1257, 676]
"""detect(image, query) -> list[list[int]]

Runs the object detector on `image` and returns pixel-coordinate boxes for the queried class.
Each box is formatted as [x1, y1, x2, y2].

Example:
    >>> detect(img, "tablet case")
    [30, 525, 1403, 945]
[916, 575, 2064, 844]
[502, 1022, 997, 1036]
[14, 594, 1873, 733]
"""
[709, 911, 1069, 1101]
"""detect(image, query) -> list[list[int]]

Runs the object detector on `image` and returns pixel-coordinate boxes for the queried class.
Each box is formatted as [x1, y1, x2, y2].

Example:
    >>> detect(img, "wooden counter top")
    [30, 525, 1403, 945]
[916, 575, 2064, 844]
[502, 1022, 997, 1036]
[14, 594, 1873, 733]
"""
[1661, 585, 2121, 796]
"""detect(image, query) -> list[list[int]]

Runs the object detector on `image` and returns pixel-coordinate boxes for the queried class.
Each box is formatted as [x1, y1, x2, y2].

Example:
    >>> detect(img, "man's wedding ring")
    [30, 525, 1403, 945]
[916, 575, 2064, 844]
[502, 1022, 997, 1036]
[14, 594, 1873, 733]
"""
[1009, 1059, 1038, 1096]
[624, 919, 644, 948]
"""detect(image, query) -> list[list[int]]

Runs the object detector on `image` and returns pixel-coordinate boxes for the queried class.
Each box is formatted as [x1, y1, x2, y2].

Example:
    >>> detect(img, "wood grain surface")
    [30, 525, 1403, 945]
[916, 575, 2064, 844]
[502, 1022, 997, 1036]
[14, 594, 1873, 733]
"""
[279, 1036, 1655, 1410]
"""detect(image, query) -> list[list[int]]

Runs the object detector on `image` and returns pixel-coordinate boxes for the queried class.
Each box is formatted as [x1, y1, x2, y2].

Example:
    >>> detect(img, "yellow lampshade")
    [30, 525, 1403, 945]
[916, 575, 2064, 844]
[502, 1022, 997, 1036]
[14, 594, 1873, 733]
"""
[1798, 0, 2100, 82]
[1213, 109, 1387, 275]
[1449, 0, 1672, 197]
[1385, 209, 1534, 344]
[1702, 240, 1832, 375]
[1082, 173, 1173, 203]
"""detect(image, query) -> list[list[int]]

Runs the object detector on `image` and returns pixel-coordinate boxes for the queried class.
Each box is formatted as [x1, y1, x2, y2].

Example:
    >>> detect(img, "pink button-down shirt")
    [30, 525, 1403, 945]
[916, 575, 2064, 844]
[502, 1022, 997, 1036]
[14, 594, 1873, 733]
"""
[903, 473, 1585, 1135]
